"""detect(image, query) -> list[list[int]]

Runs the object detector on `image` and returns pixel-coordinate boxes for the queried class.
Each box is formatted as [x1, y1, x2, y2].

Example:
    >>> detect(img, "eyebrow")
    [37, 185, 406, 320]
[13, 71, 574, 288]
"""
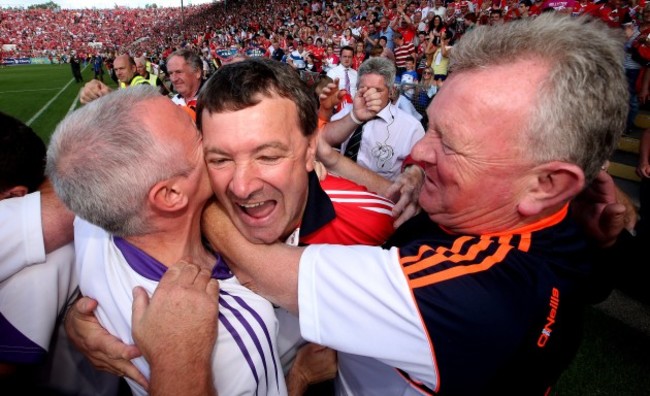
[205, 141, 290, 155]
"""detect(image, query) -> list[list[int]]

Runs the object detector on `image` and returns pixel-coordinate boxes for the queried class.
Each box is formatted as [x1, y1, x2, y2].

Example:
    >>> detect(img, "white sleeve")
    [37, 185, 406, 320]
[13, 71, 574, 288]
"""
[298, 244, 436, 386]
[0, 192, 46, 282]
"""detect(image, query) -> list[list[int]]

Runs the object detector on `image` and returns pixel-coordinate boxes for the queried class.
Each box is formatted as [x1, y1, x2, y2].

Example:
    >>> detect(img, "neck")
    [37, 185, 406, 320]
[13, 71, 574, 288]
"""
[125, 205, 213, 270]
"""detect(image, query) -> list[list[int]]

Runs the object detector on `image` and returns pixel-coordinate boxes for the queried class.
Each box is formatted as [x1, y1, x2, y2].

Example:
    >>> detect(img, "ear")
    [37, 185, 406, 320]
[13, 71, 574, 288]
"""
[305, 133, 319, 172]
[148, 178, 189, 213]
[0, 185, 29, 200]
[517, 161, 585, 217]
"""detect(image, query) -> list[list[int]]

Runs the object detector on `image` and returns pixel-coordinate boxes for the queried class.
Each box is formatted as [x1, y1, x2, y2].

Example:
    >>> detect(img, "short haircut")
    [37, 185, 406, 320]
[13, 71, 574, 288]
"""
[196, 58, 318, 137]
[357, 56, 396, 89]
[46, 86, 188, 236]
[340, 45, 355, 56]
[370, 44, 384, 57]
[451, 13, 626, 183]
[0, 112, 46, 194]
[168, 48, 203, 73]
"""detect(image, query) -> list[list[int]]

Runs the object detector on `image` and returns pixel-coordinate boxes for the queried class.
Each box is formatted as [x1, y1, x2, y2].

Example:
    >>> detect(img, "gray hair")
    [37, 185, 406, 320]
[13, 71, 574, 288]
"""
[46, 85, 187, 237]
[450, 13, 627, 183]
[357, 57, 396, 90]
[168, 48, 203, 73]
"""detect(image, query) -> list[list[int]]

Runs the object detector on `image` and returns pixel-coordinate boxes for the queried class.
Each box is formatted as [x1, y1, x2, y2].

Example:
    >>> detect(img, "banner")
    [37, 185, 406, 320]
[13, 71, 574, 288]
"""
[2, 57, 31, 65]
[215, 47, 239, 64]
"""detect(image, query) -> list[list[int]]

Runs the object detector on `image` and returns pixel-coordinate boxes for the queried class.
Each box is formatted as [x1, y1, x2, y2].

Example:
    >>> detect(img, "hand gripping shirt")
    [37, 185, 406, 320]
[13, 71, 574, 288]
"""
[298, 206, 597, 396]
[74, 218, 286, 396]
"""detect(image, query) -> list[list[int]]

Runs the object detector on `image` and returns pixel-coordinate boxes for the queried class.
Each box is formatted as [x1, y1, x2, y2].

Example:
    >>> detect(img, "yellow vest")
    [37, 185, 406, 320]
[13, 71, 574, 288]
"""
[119, 75, 149, 89]
[145, 73, 159, 86]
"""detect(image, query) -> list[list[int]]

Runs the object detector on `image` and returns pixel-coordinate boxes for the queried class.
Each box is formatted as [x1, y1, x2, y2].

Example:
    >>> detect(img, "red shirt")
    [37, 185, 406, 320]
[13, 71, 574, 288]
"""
[300, 173, 395, 246]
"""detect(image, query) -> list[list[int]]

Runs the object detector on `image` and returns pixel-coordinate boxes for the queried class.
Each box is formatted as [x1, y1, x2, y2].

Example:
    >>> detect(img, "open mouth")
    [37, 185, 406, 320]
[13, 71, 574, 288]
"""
[238, 200, 276, 219]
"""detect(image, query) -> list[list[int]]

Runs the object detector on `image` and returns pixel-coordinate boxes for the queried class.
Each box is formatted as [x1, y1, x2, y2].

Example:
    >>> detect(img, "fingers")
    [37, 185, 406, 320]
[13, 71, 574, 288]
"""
[131, 286, 149, 330]
[206, 278, 220, 301]
[598, 203, 627, 247]
[80, 81, 110, 104]
[159, 260, 216, 293]
[394, 204, 420, 229]
[158, 260, 200, 287]
[125, 364, 150, 391]
[77, 296, 99, 314]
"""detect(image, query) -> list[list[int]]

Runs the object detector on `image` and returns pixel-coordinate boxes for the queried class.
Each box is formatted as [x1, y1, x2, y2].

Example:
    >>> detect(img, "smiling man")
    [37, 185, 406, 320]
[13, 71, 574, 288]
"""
[166, 49, 204, 109]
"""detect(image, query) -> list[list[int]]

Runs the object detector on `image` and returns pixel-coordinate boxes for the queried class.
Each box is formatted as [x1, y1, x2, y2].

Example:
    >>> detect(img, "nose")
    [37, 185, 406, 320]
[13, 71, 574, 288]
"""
[229, 162, 264, 200]
[410, 134, 436, 165]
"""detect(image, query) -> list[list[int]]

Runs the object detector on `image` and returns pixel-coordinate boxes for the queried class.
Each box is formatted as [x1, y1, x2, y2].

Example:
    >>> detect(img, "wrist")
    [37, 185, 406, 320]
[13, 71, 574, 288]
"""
[349, 111, 364, 125]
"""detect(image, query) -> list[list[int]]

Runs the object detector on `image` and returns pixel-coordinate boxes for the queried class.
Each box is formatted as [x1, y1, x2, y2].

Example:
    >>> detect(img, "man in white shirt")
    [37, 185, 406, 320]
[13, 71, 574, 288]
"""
[327, 57, 425, 181]
[47, 85, 285, 396]
[326, 46, 358, 98]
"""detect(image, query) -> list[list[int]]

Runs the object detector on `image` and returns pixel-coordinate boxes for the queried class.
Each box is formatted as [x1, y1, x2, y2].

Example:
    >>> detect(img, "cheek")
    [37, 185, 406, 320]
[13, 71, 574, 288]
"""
[207, 169, 230, 195]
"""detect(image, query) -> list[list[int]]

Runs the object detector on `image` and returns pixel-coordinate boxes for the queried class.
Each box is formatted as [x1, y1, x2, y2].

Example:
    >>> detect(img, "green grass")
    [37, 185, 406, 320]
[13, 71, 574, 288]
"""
[0, 63, 117, 144]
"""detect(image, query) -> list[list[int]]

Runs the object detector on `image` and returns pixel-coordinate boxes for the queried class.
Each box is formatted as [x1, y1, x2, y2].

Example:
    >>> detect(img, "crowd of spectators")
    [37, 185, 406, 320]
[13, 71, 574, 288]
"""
[2, 0, 646, 118]
[2, 0, 640, 61]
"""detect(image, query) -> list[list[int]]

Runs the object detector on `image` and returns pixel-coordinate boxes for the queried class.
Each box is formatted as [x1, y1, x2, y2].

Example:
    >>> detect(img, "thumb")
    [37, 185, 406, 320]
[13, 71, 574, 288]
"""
[131, 286, 150, 324]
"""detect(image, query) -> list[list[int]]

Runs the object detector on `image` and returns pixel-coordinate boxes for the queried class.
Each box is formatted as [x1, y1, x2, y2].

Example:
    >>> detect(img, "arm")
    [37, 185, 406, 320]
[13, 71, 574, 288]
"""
[441, 41, 451, 57]
[317, 132, 422, 228]
[286, 344, 337, 396]
[364, 31, 378, 47]
[64, 296, 147, 388]
[638, 66, 650, 104]
[317, 78, 345, 123]
[317, 137, 391, 195]
[79, 79, 113, 104]
[132, 262, 219, 396]
[636, 129, 650, 179]
[202, 201, 303, 314]
[321, 86, 384, 146]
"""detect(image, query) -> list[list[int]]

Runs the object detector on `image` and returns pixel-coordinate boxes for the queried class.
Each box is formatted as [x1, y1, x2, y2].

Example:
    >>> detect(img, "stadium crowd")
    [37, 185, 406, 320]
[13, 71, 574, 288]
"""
[2, 0, 643, 65]
[1, 0, 648, 395]
[3, 0, 649, 118]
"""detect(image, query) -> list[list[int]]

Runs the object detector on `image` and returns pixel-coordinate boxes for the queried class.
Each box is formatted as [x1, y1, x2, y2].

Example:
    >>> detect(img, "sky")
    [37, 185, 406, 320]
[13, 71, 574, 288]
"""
[1, 0, 216, 9]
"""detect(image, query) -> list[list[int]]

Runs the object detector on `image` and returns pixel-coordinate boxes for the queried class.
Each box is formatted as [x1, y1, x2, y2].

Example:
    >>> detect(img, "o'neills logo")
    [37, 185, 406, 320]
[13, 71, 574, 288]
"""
[537, 287, 560, 348]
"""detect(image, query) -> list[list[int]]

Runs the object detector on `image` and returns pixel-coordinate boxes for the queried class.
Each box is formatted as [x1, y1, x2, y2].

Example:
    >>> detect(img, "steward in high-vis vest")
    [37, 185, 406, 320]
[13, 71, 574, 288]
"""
[136, 56, 169, 95]
[114, 55, 150, 89]
[118, 75, 149, 89]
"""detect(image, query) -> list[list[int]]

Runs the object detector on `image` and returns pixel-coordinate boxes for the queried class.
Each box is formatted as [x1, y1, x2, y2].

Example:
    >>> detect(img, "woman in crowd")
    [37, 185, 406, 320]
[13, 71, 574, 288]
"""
[352, 41, 366, 70]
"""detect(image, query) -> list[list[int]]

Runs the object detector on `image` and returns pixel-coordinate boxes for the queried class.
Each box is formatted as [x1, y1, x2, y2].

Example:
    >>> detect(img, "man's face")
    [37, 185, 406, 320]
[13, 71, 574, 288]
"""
[358, 73, 390, 109]
[340, 49, 354, 67]
[136, 62, 147, 77]
[412, 60, 545, 234]
[202, 95, 317, 244]
[113, 56, 135, 83]
[146, 98, 212, 207]
[167, 56, 202, 99]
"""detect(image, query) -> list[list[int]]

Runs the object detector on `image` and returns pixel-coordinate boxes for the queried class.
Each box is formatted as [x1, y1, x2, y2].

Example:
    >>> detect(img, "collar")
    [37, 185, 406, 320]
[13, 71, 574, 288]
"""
[126, 74, 141, 85]
[113, 237, 233, 281]
[438, 204, 571, 238]
[374, 102, 397, 123]
[175, 80, 204, 104]
[297, 171, 336, 243]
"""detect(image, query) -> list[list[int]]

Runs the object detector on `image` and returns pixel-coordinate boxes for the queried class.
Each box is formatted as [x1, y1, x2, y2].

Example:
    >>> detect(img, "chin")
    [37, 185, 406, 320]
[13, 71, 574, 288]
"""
[243, 231, 279, 245]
